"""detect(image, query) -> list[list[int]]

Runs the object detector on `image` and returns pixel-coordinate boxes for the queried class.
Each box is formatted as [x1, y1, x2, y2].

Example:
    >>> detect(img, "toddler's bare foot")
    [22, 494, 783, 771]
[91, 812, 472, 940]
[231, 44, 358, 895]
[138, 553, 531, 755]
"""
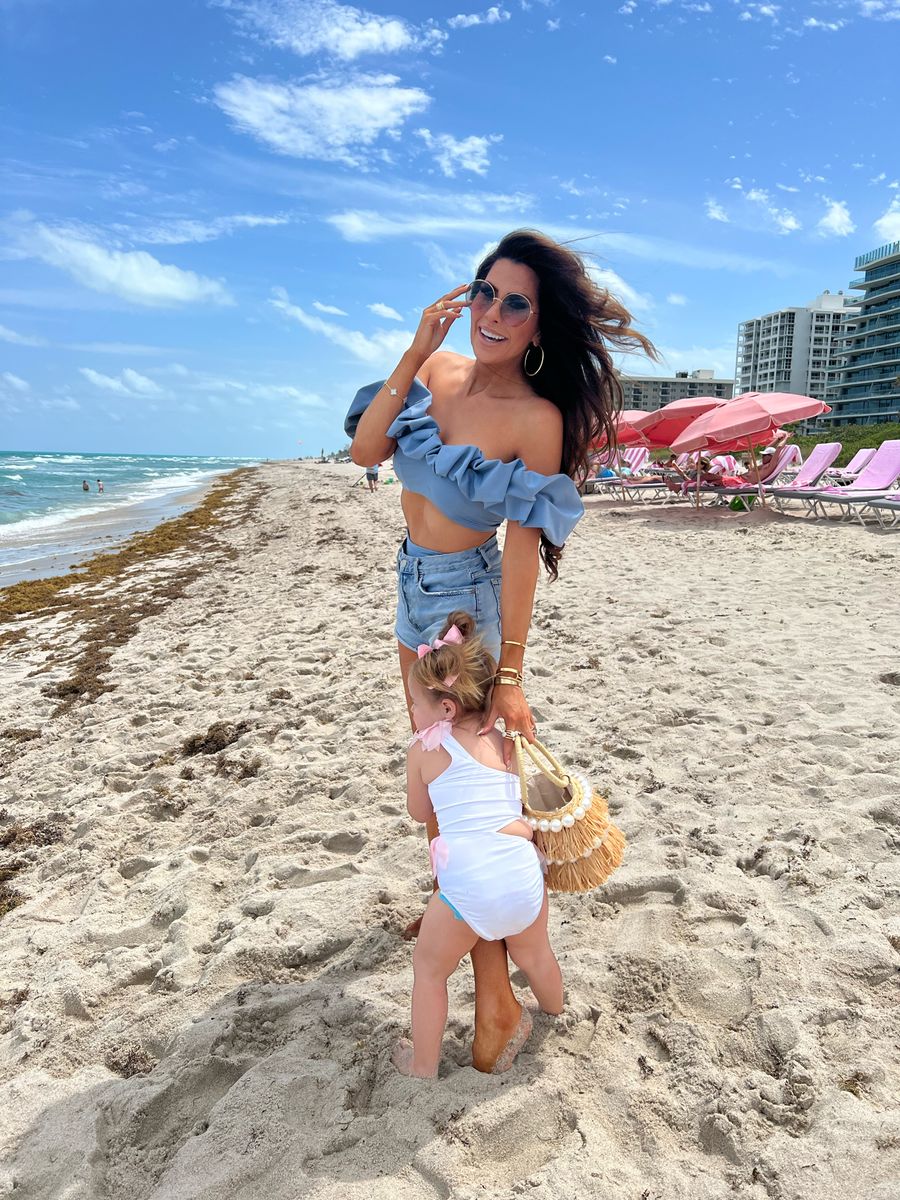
[391, 1037, 437, 1079]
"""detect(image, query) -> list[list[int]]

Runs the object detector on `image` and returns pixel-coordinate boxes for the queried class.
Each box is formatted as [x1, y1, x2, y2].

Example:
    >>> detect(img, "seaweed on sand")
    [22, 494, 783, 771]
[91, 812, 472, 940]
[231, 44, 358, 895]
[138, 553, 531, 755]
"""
[0, 470, 264, 716]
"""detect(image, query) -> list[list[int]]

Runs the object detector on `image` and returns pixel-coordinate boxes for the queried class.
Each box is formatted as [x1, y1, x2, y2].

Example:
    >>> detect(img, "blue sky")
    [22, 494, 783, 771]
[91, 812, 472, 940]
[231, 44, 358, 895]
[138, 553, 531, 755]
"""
[1, 0, 898, 456]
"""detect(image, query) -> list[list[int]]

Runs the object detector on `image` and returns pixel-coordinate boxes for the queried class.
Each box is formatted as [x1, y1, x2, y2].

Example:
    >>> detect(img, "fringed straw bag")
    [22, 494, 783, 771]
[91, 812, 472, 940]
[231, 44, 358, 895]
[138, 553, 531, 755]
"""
[514, 735, 625, 894]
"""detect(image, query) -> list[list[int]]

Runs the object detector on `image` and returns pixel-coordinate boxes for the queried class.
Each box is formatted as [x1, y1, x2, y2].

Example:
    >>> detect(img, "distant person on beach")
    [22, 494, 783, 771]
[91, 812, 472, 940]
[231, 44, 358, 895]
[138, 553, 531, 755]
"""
[346, 228, 656, 1073]
[96, 479, 104, 494]
[365, 463, 380, 492]
[81, 480, 90, 492]
[393, 612, 562, 1079]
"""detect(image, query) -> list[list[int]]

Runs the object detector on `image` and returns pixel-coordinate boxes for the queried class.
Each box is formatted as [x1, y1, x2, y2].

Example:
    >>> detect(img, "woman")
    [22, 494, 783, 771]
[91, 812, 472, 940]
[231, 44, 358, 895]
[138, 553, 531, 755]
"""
[346, 229, 654, 1073]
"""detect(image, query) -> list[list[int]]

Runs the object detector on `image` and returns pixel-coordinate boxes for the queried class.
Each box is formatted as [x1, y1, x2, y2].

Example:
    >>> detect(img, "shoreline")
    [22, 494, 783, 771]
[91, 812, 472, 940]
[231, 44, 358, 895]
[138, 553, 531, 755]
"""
[1, 461, 898, 1198]
[0, 472, 245, 589]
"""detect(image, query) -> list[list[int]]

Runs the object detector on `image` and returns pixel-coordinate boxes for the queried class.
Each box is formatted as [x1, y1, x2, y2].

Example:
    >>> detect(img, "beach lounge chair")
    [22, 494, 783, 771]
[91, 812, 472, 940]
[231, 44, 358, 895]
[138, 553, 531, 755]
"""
[806, 440, 900, 524]
[768, 442, 842, 510]
[863, 493, 900, 529]
[822, 447, 875, 484]
[588, 446, 651, 496]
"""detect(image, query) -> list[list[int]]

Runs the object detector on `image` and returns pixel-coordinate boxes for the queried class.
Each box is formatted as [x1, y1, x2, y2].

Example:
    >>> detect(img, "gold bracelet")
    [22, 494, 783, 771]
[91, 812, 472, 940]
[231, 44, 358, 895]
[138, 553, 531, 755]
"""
[496, 667, 523, 677]
[501, 639, 527, 649]
[494, 678, 523, 688]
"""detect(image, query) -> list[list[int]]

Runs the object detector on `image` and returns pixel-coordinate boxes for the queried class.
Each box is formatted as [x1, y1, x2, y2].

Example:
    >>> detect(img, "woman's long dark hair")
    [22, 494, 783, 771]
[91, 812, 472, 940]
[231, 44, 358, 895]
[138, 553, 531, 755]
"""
[475, 230, 657, 579]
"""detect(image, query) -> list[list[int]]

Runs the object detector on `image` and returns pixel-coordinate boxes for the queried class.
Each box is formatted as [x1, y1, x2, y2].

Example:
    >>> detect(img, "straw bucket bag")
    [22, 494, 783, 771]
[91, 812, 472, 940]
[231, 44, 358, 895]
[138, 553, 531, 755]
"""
[514, 735, 625, 894]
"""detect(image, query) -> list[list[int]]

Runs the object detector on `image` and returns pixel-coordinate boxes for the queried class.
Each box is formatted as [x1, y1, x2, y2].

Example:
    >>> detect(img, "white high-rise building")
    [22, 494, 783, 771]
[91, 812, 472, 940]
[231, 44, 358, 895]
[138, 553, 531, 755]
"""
[735, 291, 858, 401]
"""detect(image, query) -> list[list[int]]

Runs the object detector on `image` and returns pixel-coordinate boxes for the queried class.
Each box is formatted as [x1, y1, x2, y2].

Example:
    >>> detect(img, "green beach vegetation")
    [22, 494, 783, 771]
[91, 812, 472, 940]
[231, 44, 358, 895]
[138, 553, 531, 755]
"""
[792, 422, 900, 468]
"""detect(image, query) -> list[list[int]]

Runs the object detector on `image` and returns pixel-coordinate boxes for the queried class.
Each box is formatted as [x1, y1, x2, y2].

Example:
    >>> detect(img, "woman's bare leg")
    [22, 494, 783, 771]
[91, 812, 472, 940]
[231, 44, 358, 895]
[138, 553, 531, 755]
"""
[397, 640, 525, 1072]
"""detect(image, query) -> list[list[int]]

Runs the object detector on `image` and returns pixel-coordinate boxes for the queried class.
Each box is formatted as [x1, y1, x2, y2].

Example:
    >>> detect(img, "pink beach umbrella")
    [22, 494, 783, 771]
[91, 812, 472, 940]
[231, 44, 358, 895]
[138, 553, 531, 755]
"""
[671, 391, 830, 506]
[632, 395, 731, 449]
[613, 410, 652, 447]
[670, 392, 830, 453]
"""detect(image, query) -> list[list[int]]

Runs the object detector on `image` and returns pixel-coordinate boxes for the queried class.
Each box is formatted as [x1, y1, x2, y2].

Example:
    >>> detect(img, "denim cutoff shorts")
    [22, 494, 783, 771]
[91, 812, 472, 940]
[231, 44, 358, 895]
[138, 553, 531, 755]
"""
[396, 534, 502, 661]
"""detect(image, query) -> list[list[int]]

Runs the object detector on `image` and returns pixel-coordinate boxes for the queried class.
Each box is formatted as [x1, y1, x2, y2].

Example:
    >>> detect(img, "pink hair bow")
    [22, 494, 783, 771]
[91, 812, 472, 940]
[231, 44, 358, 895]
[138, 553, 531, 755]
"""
[416, 624, 464, 659]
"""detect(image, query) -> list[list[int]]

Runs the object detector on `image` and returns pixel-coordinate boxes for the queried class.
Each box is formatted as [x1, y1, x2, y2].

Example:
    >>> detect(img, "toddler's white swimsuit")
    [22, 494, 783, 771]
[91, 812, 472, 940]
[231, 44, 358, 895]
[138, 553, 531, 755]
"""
[427, 730, 545, 941]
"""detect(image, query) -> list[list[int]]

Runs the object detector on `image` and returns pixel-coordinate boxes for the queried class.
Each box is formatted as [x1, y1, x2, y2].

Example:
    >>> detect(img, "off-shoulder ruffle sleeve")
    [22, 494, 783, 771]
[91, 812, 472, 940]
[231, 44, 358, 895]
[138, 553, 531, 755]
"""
[344, 378, 433, 438]
[384, 385, 584, 546]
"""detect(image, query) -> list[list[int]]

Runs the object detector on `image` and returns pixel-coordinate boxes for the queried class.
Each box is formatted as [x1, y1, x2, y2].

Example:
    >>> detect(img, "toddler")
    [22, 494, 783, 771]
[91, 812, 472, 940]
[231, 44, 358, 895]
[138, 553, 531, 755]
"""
[392, 611, 563, 1079]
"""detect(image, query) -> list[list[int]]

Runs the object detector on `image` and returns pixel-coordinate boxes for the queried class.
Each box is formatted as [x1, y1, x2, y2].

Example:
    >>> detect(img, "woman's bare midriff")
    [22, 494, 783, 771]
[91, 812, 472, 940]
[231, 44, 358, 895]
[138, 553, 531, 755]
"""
[401, 488, 494, 553]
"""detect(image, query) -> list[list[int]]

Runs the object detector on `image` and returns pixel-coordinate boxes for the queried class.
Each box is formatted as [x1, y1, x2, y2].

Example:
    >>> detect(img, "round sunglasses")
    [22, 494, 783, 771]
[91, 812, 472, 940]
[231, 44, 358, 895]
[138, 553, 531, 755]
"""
[466, 279, 537, 327]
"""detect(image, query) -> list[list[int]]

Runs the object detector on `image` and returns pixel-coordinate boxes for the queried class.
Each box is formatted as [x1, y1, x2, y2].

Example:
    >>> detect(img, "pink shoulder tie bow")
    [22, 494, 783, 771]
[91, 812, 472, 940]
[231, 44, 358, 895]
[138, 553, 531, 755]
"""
[411, 717, 453, 752]
[429, 835, 449, 878]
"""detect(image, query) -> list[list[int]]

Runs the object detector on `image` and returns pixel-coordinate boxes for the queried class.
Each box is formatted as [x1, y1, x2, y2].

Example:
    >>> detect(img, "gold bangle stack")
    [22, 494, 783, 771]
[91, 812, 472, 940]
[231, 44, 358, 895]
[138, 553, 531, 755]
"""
[494, 666, 524, 689]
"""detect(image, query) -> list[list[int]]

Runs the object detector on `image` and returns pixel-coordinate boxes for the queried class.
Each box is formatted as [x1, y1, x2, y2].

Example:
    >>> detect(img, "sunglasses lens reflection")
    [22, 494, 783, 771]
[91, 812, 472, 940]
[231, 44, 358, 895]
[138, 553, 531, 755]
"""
[467, 280, 494, 308]
[501, 294, 532, 326]
[466, 280, 533, 327]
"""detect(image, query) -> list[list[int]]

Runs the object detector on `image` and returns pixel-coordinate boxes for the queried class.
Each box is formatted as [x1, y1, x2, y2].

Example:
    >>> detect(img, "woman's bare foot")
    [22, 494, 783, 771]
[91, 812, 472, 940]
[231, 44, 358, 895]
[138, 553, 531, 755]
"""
[401, 913, 423, 942]
[471, 997, 531, 1074]
[391, 1037, 437, 1079]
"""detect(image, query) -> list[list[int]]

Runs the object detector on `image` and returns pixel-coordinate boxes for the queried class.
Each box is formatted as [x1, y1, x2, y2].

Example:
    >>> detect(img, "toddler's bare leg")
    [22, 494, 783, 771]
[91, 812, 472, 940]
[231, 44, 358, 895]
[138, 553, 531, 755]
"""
[393, 893, 478, 1078]
[504, 890, 564, 1016]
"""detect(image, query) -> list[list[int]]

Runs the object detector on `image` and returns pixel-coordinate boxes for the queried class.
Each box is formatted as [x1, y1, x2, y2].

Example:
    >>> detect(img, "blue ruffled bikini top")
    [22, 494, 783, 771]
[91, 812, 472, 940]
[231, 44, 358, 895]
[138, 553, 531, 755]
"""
[344, 380, 583, 546]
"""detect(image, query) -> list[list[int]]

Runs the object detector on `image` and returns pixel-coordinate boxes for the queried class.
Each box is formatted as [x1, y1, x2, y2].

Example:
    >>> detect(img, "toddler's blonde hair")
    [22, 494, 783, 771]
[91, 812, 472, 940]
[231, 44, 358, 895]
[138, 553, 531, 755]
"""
[408, 611, 496, 715]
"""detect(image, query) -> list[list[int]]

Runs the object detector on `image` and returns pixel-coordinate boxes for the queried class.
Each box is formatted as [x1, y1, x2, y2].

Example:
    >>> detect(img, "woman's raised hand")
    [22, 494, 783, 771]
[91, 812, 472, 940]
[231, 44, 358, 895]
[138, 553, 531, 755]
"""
[408, 284, 470, 364]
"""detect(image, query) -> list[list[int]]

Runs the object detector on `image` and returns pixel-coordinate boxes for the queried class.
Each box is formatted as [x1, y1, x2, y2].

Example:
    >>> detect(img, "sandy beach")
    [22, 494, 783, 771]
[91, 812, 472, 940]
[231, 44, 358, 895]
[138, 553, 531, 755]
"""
[1, 460, 898, 1199]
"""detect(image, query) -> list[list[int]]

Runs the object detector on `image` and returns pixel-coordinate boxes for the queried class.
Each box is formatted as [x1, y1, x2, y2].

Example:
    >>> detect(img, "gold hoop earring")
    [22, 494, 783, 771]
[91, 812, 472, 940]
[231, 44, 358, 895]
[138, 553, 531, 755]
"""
[524, 344, 545, 377]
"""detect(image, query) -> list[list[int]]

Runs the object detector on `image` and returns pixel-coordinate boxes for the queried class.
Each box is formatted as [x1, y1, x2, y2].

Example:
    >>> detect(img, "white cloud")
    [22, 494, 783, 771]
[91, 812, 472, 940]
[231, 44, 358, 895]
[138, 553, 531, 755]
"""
[874, 198, 900, 241]
[641, 343, 738, 378]
[79, 367, 165, 396]
[804, 16, 845, 29]
[416, 128, 502, 177]
[124, 213, 290, 246]
[41, 397, 80, 411]
[603, 54, 617, 64]
[213, 73, 430, 166]
[588, 265, 653, 315]
[858, 1, 900, 20]
[0, 322, 47, 347]
[448, 6, 510, 28]
[817, 198, 855, 237]
[327, 211, 790, 274]
[214, 0, 446, 59]
[666, 293, 688, 306]
[705, 199, 729, 223]
[313, 300, 349, 315]
[153, 138, 179, 152]
[271, 286, 413, 364]
[1, 371, 29, 392]
[547, 17, 560, 29]
[19, 222, 233, 308]
[776, 183, 800, 193]
[368, 301, 403, 320]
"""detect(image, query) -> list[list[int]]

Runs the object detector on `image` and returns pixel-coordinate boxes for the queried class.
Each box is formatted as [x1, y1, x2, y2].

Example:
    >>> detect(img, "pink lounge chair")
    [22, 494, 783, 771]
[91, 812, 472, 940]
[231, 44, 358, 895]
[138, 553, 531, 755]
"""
[768, 442, 842, 508]
[822, 447, 875, 483]
[807, 440, 900, 523]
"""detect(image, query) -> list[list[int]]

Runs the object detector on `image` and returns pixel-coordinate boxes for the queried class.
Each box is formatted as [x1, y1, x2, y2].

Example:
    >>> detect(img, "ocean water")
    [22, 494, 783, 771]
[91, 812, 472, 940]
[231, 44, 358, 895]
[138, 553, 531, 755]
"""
[0, 450, 259, 585]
